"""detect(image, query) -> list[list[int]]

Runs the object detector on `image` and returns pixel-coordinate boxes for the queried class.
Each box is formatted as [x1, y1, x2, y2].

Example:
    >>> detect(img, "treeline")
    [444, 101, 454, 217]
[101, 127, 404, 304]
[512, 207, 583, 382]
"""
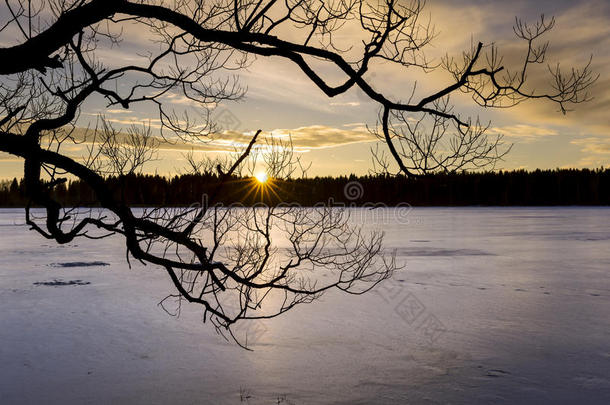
[2, 168, 610, 207]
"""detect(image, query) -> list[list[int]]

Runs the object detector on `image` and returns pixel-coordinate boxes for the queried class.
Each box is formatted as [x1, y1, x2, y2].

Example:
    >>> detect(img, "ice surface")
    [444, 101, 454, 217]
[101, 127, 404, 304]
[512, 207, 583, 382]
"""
[1, 207, 609, 404]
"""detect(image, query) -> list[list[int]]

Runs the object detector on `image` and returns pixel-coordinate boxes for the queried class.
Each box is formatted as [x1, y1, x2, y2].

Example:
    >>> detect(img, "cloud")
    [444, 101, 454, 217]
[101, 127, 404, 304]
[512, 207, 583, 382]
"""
[200, 125, 376, 151]
[375, 1, 610, 138]
[571, 137, 610, 155]
[485, 0, 610, 134]
[36, 124, 377, 155]
[570, 136, 610, 167]
[105, 109, 133, 114]
[101, 117, 163, 128]
[162, 93, 218, 108]
[329, 102, 361, 107]
[488, 125, 558, 143]
[268, 125, 376, 149]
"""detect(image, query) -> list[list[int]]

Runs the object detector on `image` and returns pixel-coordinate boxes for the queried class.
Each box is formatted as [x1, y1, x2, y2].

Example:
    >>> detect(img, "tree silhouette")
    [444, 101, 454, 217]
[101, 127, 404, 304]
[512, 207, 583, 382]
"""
[0, 0, 595, 346]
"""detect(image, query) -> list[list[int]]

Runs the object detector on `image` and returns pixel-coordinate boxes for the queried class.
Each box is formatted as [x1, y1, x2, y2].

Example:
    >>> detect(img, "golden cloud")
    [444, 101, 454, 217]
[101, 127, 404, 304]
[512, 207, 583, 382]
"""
[488, 125, 558, 143]
[571, 137, 610, 155]
[34, 124, 376, 155]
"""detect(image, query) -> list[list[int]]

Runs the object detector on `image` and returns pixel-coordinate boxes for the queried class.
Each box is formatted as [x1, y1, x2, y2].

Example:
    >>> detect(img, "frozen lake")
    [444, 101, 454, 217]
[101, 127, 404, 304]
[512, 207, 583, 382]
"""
[1, 207, 609, 404]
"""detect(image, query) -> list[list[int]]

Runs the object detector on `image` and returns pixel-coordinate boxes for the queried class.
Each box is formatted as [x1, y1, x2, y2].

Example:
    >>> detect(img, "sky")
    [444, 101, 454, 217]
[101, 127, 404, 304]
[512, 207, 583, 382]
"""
[1, 0, 609, 179]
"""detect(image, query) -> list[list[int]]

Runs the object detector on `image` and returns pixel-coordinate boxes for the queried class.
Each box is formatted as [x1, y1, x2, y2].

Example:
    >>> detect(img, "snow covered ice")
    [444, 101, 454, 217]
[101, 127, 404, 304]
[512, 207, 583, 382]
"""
[1, 207, 609, 404]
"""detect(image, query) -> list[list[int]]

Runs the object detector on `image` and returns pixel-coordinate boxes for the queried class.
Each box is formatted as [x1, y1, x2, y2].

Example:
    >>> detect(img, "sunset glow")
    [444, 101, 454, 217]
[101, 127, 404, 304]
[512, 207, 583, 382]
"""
[255, 172, 268, 184]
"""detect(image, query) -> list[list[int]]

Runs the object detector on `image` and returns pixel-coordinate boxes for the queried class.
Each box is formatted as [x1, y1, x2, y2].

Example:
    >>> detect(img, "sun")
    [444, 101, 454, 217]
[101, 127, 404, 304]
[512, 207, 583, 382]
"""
[255, 172, 268, 184]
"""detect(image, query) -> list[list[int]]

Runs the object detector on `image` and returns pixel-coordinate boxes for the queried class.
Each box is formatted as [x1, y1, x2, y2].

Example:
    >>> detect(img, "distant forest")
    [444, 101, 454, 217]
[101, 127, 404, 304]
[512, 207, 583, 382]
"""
[2, 168, 610, 207]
